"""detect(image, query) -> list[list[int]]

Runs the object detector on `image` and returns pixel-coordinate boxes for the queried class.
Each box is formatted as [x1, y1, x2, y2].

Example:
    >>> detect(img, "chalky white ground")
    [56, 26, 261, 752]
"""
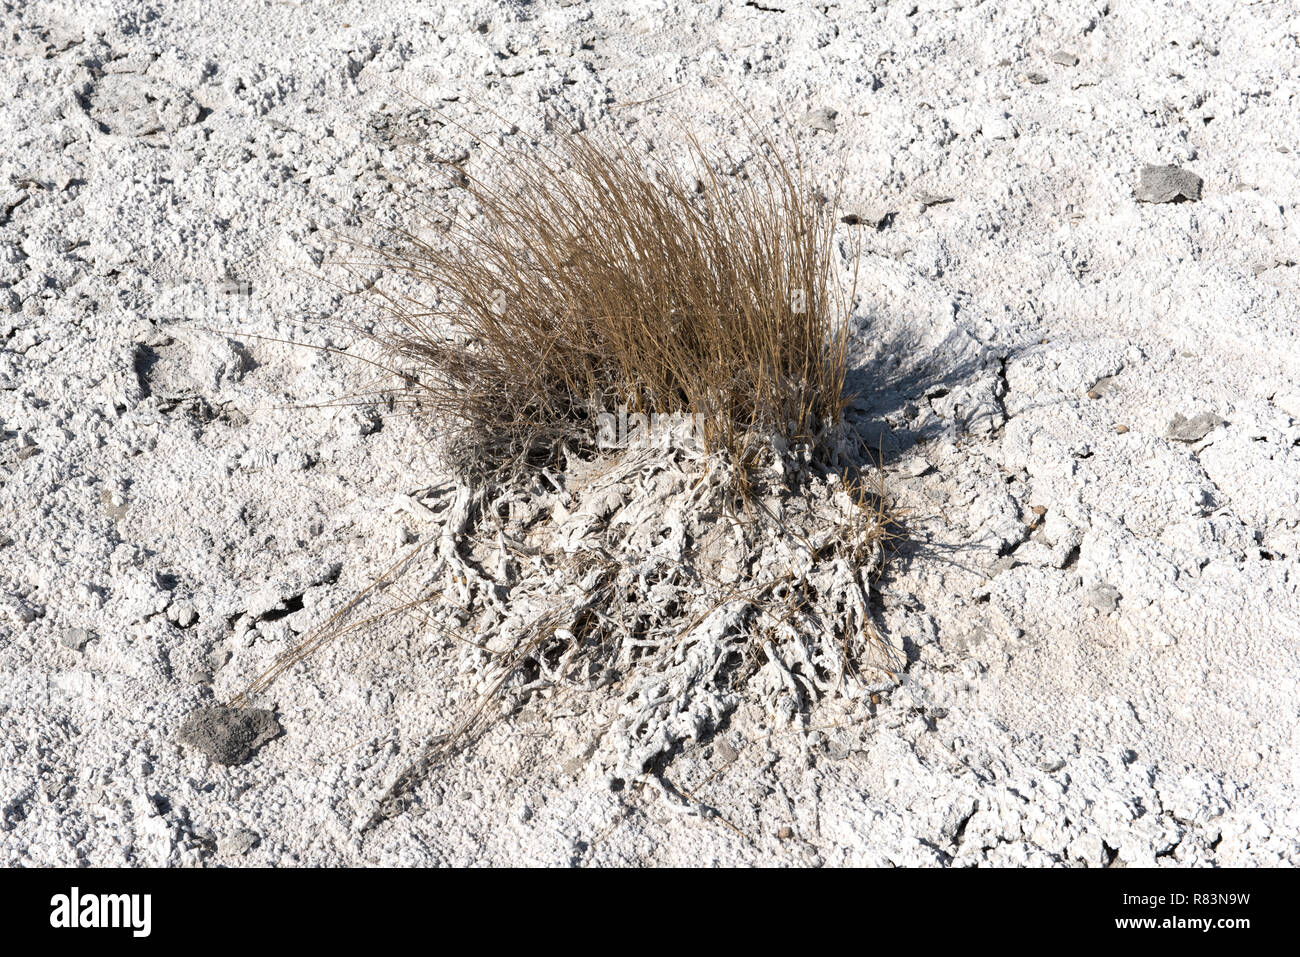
[2, 0, 1298, 866]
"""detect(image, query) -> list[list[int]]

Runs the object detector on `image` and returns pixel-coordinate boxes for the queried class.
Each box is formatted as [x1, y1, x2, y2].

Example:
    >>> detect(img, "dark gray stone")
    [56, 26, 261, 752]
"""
[1135, 165, 1203, 203]
[178, 705, 281, 765]
[1050, 50, 1080, 66]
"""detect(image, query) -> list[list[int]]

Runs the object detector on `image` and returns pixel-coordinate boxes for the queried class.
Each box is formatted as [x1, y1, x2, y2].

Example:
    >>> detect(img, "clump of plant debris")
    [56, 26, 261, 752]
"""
[229, 115, 901, 823]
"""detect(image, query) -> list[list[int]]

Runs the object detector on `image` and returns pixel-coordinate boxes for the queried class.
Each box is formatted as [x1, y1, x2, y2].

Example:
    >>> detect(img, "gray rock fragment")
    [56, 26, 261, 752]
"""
[222, 829, 261, 856]
[1025, 71, 1049, 84]
[178, 705, 281, 765]
[60, 627, 92, 651]
[1083, 584, 1121, 614]
[1135, 165, 1203, 203]
[1090, 375, 1123, 397]
[1050, 51, 1080, 66]
[799, 107, 838, 133]
[1166, 412, 1227, 442]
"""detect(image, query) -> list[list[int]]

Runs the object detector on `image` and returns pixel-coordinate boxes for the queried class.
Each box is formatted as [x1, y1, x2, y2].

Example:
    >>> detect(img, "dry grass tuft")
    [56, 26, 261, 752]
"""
[354, 121, 853, 481]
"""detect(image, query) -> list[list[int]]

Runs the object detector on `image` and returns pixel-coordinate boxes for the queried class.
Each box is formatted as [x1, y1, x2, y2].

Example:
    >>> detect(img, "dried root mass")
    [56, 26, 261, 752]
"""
[341, 444, 901, 821]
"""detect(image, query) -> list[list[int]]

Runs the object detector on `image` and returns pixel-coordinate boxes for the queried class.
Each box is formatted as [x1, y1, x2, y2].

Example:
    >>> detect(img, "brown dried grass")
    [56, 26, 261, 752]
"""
[353, 119, 854, 482]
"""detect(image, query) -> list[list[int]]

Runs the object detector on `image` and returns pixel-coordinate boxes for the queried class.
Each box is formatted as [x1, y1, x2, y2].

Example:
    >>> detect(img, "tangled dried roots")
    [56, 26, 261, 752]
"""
[383, 439, 900, 799]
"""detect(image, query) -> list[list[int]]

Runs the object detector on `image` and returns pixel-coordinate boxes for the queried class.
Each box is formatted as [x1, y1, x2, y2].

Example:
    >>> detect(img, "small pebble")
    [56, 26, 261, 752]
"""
[1050, 50, 1080, 67]
[1025, 71, 1049, 84]
[1115, 424, 1129, 433]
[777, 826, 793, 840]
[1086, 389, 1101, 399]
